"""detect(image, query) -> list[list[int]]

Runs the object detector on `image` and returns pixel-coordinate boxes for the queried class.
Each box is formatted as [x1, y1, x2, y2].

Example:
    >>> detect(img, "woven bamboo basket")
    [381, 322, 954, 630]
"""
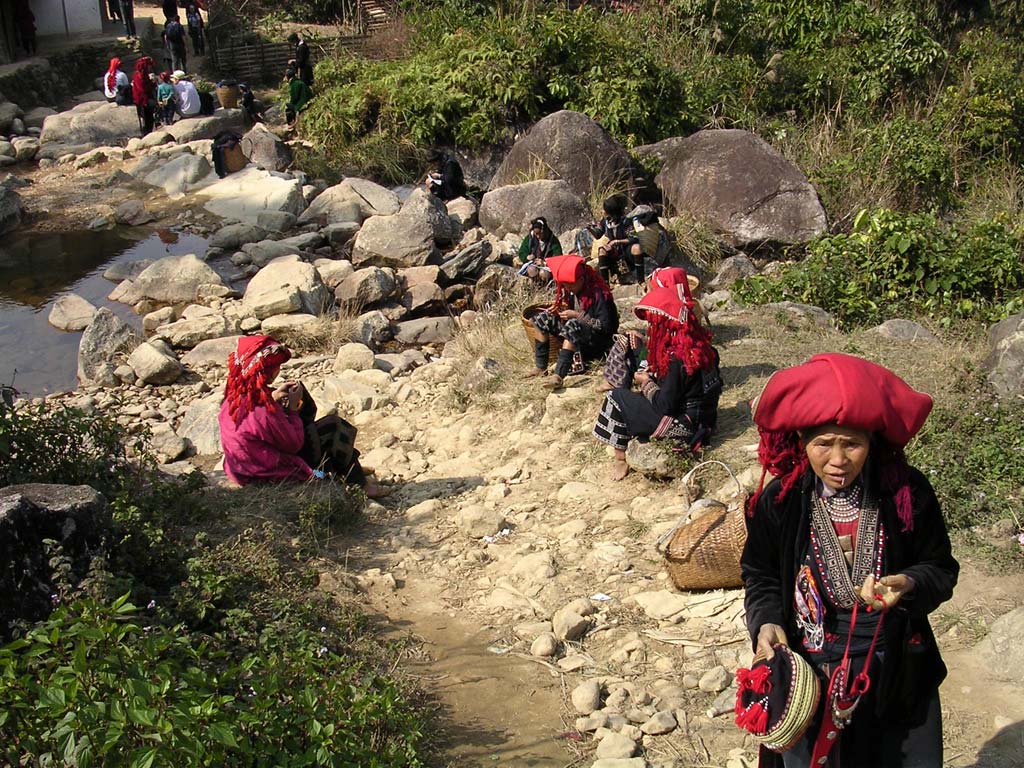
[520, 303, 564, 368]
[216, 84, 241, 109]
[656, 460, 748, 590]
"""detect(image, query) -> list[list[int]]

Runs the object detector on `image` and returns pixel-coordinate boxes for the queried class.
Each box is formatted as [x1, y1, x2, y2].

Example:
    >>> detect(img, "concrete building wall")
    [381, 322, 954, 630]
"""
[32, 0, 102, 37]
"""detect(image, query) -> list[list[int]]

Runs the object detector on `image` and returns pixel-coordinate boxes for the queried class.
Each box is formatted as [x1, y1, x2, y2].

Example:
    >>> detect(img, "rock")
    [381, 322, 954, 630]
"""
[984, 312, 1024, 398]
[353, 310, 393, 349]
[552, 605, 592, 642]
[156, 315, 236, 348]
[511, 551, 556, 582]
[595, 731, 638, 760]
[103, 260, 154, 283]
[698, 665, 732, 693]
[279, 231, 325, 251]
[655, 129, 827, 248]
[0, 184, 24, 235]
[261, 313, 319, 335]
[142, 306, 176, 334]
[165, 110, 245, 144]
[240, 123, 292, 171]
[625, 440, 673, 478]
[703, 289, 735, 311]
[440, 240, 493, 283]
[181, 336, 241, 368]
[633, 590, 690, 622]
[210, 223, 270, 251]
[374, 349, 426, 374]
[256, 211, 297, 233]
[473, 264, 519, 308]
[177, 396, 222, 456]
[77, 309, 139, 384]
[640, 711, 677, 735]
[446, 196, 478, 232]
[531, 632, 559, 658]
[490, 110, 637, 201]
[401, 187, 458, 245]
[241, 239, 302, 268]
[478, 179, 590, 239]
[334, 343, 376, 373]
[351, 208, 441, 268]
[133, 254, 226, 306]
[298, 177, 400, 226]
[869, 319, 939, 343]
[463, 357, 500, 390]
[711, 255, 757, 288]
[199, 167, 306, 224]
[314, 258, 356, 290]
[0, 485, 105, 635]
[0, 140, 12, 157]
[401, 282, 445, 316]
[143, 154, 212, 197]
[243, 255, 330, 318]
[39, 102, 137, 147]
[977, 607, 1024, 684]
[148, 423, 189, 463]
[762, 301, 834, 328]
[322, 221, 360, 246]
[455, 504, 506, 538]
[572, 680, 603, 715]
[335, 266, 398, 309]
[128, 341, 183, 384]
[394, 317, 456, 345]
[112, 200, 154, 227]
[11, 136, 39, 162]
[48, 294, 97, 331]
[590, 761, 647, 768]
[22, 106, 57, 130]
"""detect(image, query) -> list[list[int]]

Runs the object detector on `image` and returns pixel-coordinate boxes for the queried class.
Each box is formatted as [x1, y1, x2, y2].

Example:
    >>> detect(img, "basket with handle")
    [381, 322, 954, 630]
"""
[656, 460, 748, 590]
[520, 303, 564, 368]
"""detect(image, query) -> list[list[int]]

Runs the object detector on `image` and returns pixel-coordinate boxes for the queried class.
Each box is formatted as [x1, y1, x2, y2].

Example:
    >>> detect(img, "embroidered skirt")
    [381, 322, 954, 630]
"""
[593, 394, 631, 450]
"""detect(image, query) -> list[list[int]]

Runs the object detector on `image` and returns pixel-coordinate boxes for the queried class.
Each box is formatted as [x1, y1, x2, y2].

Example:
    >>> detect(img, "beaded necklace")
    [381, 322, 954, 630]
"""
[809, 486, 883, 611]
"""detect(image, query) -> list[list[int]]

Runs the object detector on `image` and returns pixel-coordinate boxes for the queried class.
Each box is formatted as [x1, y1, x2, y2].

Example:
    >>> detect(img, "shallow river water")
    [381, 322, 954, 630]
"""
[0, 228, 208, 397]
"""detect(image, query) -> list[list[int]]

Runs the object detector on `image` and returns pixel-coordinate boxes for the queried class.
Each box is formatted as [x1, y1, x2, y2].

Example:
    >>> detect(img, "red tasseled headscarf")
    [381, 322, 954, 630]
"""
[635, 282, 715, 378]
[223, 335, 292, 425]
[548, 254, 612, 312]
[748, 353, 933, 530]
[106, 57, 121, 93]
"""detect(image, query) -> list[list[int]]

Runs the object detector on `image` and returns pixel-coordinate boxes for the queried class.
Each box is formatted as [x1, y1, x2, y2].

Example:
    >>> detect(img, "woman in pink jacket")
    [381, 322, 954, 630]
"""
[218, 336, 383, 495]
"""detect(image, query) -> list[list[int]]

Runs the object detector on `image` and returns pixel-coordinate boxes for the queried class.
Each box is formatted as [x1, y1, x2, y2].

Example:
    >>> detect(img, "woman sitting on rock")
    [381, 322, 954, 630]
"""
[103, 57, 130, 103]
[593, 280, 722, 480]
[527, 254, 619, 389]
[599, 267, 703, 393]
[218, 335, 384, 497]
[588, 194, 634, 285]
[517, 216, 562, 285]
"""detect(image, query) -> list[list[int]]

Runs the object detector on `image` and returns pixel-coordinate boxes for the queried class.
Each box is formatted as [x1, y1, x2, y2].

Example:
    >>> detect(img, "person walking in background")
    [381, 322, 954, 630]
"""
[285, 67, 312, 126]
[131, 56, 157, 136]
[288, 32, 314, 87]
[185, 3, 205, 56]
[13, 0, 36, 56]
[161, 0, 177, 21]
[107, 0, 121, 22]
[163, 15, 187, 73]
[118, 0, 136, 38]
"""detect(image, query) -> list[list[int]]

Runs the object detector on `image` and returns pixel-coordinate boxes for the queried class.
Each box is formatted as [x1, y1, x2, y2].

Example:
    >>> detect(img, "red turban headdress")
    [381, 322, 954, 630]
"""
[650, 266, 699, 293]
[635, 283, 716, 377]
[548, 253, 612, 313]
[223, 335, 292, 424]
[750, 353, 933, 529]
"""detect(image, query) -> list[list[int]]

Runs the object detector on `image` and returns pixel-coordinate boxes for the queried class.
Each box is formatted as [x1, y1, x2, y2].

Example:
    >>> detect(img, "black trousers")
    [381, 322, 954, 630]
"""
[136, 103, 154, 136]
[119, 0, 136, 36]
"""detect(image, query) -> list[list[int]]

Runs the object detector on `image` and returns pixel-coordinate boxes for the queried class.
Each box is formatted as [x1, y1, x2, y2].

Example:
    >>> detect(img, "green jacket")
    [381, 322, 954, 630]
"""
[517, 233, 562, 263]
[289, 78, 313, 112]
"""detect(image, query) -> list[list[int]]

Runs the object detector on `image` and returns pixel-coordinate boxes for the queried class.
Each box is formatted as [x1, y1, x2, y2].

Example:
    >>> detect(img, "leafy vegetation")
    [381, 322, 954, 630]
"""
[0, 402, 427, 767]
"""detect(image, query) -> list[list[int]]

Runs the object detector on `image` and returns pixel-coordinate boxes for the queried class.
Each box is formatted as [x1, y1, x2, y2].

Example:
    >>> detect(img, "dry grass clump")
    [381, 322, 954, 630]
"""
[273, 306, 361, 356]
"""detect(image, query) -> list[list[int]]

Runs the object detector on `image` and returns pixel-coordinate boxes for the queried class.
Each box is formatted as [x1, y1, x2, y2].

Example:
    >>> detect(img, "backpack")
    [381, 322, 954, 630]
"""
[198, 90, 215, 115]
[166, 20, 185, 44]
[115, 84, 133, 106]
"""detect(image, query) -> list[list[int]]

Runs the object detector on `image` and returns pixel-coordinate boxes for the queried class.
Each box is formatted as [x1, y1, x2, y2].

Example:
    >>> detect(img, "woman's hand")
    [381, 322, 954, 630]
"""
[756, 623, 789, 660]
[273, 381, 301, 412]
[634, 371, 651, 386]
[860, 573, 915, 611]
[558, 309, 579, 320]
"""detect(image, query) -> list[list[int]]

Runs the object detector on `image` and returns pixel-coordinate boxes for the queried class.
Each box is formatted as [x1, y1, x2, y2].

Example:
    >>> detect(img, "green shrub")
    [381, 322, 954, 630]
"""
[0, 596, 424, 768]
[908, 372, 1024, 532]
[734, 208, 1024, 327]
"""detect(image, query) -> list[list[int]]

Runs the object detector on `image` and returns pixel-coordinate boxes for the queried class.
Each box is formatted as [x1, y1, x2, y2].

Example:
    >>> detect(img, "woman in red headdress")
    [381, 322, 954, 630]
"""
[599, 266, 705, 393]
[527, 254, 619, 389]
[218, 336, 382, 495]
[592, 280, 722, 480]
[131, 56, 157, 136]
[741, 354, 958, 768]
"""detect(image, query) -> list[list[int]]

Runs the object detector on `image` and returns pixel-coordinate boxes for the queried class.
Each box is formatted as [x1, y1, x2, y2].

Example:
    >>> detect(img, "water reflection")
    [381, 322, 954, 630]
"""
[0, 228, 209, 396]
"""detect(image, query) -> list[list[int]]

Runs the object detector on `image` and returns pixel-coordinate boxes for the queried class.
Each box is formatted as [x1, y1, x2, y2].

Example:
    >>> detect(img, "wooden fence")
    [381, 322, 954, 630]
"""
[207, 35, 368, 84]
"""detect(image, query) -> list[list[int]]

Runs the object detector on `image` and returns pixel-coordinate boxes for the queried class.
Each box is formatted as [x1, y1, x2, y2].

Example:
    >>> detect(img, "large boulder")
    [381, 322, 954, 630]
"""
[0, 485, 105, 638]
[401, 187, 458, 245]
[351, 212, 439, 269]
[0, 102, 25, 134]
[394, 317, 456, 345]
[143, 154, 212, 197]
[132, 254, 226, 305]
[297, 177, 400, 226]
[353, 310, 393, 349]
[23, 106, 57, 130]
[489, 110, 636, 200]
[181, 335, 242, 368]
[77, 308, 140, 384]
[984, 312, 1024, 398]
[240, 123, 292, 172]
[177, 395, 222, 455]
[976, 607, 1024, 684]
[155, 315, 237, 349]
[241, 239, 301, 268]
[314, 258, 356, 290]
[655, 129, 827, 249]
[0, 184, 24, 236]
[11, 137, 40, 162]
[242, 254, 330, 319]
[335, 266, 398, 309]
[165, 109, 245, 143]
[478, 180, 589, 239]
[199, 166, 307, 224]
[127, 341, 183, 384]
[48, 293, 97, 331]
[440, 240, 493, 283]
[39, 102, 138, 148]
